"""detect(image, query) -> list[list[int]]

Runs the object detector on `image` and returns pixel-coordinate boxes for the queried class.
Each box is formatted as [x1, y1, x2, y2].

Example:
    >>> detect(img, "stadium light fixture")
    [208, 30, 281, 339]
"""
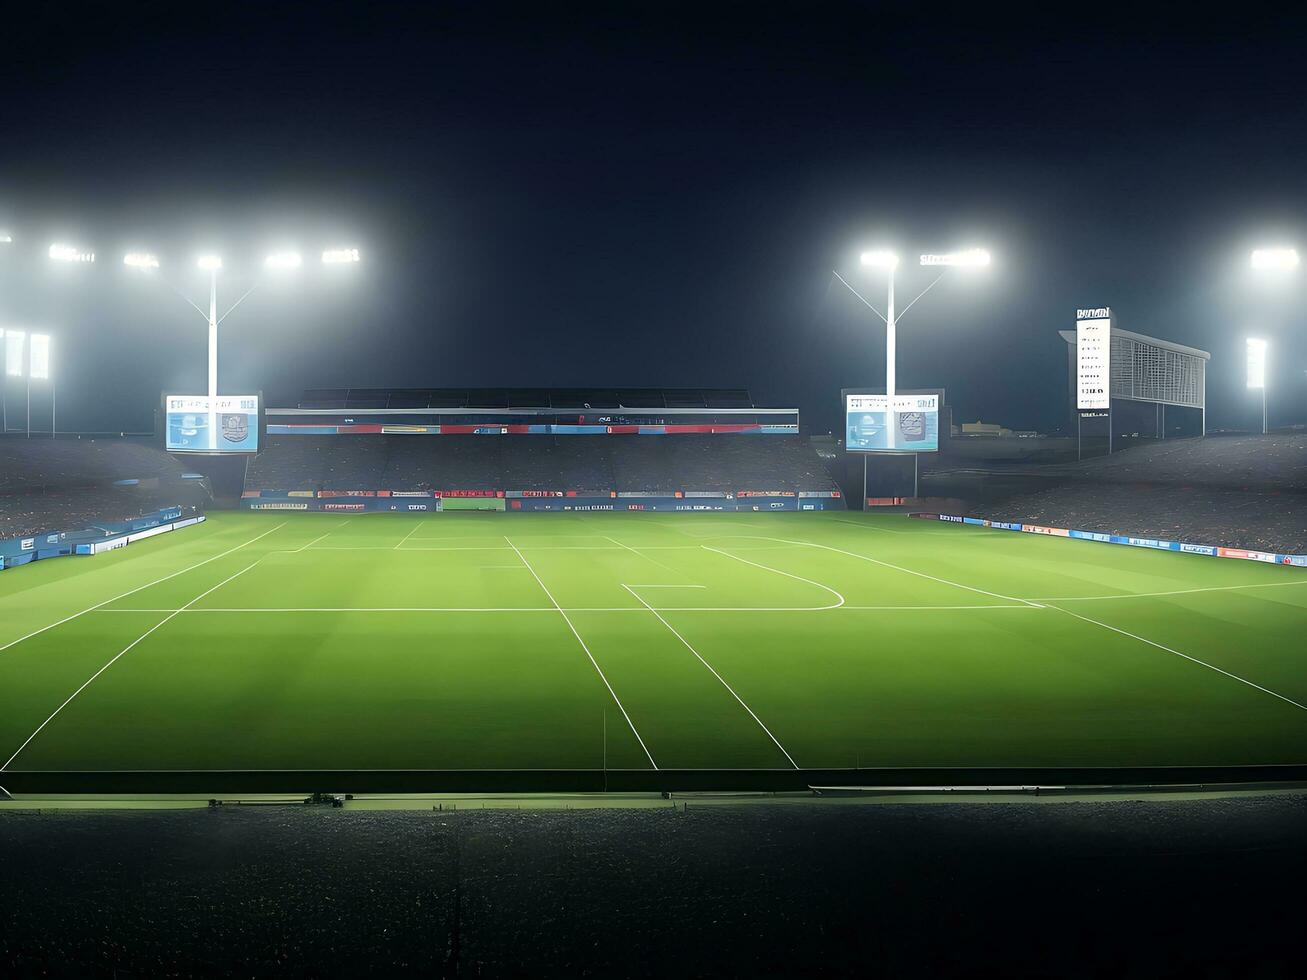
[123, 251, 160, 270]
[920, 248, 991, 267]
[0, 231, 12, 244]
[841, 244, 995, 450]
[48, 243, 95, 263]
[1247, 337, 1269, 434]
[264, 250, 303, 271]
[1250, 248, 1299, 271]
[859, 250, 899, 270]
[196, 254, 223, 271]
[4, 329, 24, 381]
[322, 247, 361, 264]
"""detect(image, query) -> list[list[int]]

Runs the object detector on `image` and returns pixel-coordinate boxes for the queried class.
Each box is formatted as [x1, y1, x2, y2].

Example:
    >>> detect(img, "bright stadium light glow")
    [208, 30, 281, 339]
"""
[264, 250, 303, 270]
[1250, 248, 1299, 271]
[123, 251, 160, 270]
[196, 254, 223, 271]
[920, 248, 991, 267]
[48, 243, 95, 263]
[0, 231, 12, 243]
[1246, 337, 1267, 389]
[4, 329, 25, 377]
[322, 247, 361, 264]
[30, 333, 50, 380]
[859, 249, 899, 270]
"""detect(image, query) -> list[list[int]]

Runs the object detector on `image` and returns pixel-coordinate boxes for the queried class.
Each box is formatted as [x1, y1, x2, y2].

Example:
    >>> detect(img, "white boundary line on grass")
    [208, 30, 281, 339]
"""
[623, 584, 799, 769]
[1048, 604, 1307, 714]
[701, 546, 846, 609]
[394, 519, 425, 550]
[88, 602, 1035, 613]
[716, 536, 1040, 608]
[603, 535, 687, 575]
[289, 519, 352, 554]
[504, 536, 659, 769]
[1030, 580, 1307, 602]
[0, 523, 288, 658]
[1, 558, 266, 772]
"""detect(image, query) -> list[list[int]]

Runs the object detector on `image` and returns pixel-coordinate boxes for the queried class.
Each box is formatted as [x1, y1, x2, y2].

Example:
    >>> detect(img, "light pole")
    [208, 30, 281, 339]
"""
[1247, 247, 1297, 436]
[835, 247, 990, 450]
[127, 246, 357, 451]
[1247, 337, 1268, 434]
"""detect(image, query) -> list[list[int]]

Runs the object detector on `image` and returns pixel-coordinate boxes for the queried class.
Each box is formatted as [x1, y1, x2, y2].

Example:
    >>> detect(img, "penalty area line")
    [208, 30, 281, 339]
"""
[0, 522, 288, 658]
[1, 558, 265, 772]
[504, 536, 659, 770]
[1049, 604, 1307, 714]
[624, 584, 799, 769]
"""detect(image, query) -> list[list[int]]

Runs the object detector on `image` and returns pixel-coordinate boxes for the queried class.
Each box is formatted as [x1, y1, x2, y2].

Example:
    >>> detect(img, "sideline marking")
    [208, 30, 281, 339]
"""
[624, 584, 799, 769]
[709, 535, 1039, 608]
[91, 602, 1032, 614]
[603, 535, 686, 575]
[504, 536, 658, 769]
[701, 546, 846, 610]
[1031, 580, 1307, 602]
[1050, 604, 1307, 714]
[2, 559, 265, 771]
[290, 519, 353, 553]
[0, 523, 288, 657]
[394, 519, 425, 550]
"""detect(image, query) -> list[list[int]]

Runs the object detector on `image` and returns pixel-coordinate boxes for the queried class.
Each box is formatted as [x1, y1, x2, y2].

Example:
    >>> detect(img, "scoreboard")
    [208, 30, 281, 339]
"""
[843, 390, 941, 453]
[165, 394, 261, 454]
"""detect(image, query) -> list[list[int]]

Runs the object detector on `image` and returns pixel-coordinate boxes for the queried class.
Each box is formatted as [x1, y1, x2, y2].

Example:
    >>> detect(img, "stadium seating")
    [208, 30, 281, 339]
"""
[244, 434, 841, 496]
[0, 437, 210, 539]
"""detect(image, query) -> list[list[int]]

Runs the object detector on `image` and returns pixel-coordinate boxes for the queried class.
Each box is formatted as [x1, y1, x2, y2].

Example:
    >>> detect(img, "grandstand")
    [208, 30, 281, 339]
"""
[0, 437, 209, 541]
[242, 386, 843, 510]
[949, 434, 1307, 554]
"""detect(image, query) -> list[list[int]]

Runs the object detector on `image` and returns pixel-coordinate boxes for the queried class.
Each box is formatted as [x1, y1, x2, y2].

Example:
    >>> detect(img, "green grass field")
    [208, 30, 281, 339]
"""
[2, 511, 1307, 789]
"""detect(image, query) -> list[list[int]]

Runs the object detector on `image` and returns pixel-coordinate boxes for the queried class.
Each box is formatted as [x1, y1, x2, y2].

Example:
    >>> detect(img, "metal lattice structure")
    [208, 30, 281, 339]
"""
[1108, 329, 1207, 409]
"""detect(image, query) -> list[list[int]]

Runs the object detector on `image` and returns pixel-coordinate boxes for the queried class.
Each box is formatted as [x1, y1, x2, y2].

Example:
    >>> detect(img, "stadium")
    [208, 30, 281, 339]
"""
[5, 7, 1307, 977]
[3, 382, 1305, 795]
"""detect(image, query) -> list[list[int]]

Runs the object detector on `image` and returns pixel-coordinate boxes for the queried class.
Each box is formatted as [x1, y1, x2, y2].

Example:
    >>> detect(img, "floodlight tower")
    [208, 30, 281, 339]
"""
[126, 246, 358, 450]
[1247, 247, 1298, 434]
[838, 248, 991, 450]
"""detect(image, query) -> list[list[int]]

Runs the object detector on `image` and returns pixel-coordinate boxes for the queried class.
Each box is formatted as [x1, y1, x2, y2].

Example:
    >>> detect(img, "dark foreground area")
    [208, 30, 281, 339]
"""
[3, 796, 1306, 977]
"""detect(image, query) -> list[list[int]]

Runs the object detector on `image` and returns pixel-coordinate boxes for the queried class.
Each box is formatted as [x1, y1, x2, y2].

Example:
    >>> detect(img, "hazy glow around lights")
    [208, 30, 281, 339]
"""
[264, 251, 303, 270]
[1250, 248, 1299, 270]
[859, 250, 899, 270]
[49, 243, 95, 263]
[322, 247, 360, 264]
[920, 248, 991, 267]
[197, 255, 223, 271]
[123, 252, 159, 269]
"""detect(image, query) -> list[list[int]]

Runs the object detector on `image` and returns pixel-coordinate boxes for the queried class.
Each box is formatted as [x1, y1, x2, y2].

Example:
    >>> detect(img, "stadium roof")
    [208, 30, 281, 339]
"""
[1057, 327, 1211, 360]
[296, 388, 759, 411]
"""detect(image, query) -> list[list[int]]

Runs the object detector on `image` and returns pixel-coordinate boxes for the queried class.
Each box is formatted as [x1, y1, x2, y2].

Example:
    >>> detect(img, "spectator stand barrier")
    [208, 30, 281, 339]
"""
[911, 512, 1307, 568]
[0, 506, 204, 571]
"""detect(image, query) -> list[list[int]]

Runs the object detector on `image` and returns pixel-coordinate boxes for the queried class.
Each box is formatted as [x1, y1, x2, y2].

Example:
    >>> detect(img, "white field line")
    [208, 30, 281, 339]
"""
[757, 536, 1041, 608]
[394, 519, 425, 550]
[829, 517, 915, 534]
[603, 535, 692, 576]
[0, 523, 288, 658]
[1, 559, 265, 772]
[288, 518, 353, 554]
[623, 584, 799, 769]
[1049, 604, 1307, 714]
[504, 536, 658, 769]
[701, 546, 846, 609]
[1029, 579, 1307, 602]
[90, 603, 1036, 613]
[295, 544, 804, 552]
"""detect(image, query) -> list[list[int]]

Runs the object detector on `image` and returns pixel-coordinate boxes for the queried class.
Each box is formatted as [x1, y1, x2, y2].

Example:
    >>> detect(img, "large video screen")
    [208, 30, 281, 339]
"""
[165, 395, 260, 453]
[844, 390, 941, 453]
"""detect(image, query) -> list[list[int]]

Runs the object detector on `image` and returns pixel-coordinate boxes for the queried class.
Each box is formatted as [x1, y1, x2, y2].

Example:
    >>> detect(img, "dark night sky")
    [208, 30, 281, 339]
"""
[3, 3, 1307, 435]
